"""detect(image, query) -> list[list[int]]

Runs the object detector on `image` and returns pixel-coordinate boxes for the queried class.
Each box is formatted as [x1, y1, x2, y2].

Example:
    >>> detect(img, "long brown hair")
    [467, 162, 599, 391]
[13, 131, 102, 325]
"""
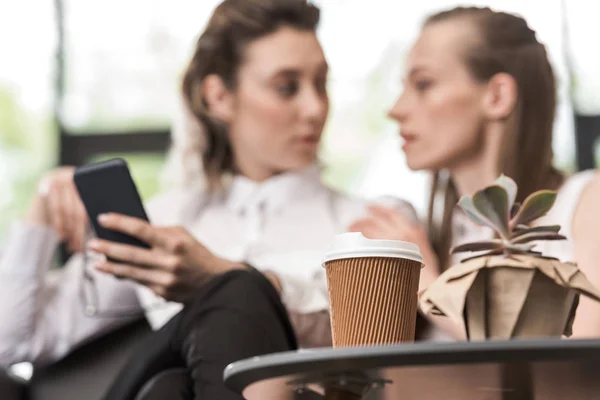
[424, 7, 565, 270]
[181, 0, 320, 191]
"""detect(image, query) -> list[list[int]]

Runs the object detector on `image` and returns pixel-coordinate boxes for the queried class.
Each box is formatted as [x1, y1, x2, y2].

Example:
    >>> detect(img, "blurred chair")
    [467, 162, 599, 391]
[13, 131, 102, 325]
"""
[0, 368, 26, 400]
[2, 317, 152, 400]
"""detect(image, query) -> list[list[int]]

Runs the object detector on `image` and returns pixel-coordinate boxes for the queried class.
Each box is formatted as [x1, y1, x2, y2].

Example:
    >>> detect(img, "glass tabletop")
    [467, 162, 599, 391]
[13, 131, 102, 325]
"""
[224, 338, 600, 400]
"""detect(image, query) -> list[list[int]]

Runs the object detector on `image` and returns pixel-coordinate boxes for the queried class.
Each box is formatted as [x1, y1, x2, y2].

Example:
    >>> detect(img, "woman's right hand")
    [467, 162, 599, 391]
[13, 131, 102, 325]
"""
[25, 166, 88, 253]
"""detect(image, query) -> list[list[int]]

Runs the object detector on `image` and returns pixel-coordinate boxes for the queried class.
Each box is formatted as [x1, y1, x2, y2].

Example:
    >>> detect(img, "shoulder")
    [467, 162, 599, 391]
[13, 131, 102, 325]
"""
[144, 184, 207, 226]
[559, 170, 598, 196]
[555, 170, 598, 214]
[572, 170, 600, 236]
[547, 171, 597, 220]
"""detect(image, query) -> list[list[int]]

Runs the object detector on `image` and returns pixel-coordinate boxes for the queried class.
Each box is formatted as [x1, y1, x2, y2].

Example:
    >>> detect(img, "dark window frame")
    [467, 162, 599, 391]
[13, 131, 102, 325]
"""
[54, 0, 171, 168]
[575, 116, 600, 171]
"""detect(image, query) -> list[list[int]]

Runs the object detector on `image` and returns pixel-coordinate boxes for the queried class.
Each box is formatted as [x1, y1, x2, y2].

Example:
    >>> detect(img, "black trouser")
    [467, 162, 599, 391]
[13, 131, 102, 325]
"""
[103, 269, 298, 400]
[0, 370, 25, 400]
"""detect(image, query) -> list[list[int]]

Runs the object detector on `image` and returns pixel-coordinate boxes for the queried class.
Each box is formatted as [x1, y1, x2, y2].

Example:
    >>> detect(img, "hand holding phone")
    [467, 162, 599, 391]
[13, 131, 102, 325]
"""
[76, 159, 248, 302]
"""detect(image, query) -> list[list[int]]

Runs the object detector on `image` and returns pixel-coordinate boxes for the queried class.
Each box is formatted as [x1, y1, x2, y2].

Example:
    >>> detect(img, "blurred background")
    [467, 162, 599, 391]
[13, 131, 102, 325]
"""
[0, 0, 599, 241]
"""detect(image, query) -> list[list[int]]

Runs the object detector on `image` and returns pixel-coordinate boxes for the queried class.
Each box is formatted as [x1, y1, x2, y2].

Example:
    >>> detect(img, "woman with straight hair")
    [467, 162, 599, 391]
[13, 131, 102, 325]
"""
[351, 6, 600, 340]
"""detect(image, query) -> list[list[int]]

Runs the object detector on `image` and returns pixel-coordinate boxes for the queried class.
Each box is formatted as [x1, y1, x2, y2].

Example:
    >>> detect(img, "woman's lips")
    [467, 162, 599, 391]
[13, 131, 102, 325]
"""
[298, 134, 321, 146]
[400, 132, 417, 150]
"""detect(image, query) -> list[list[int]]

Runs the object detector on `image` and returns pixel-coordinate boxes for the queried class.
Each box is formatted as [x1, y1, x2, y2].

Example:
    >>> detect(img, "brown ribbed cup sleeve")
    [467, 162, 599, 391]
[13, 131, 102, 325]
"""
[325, 257, 422, 347]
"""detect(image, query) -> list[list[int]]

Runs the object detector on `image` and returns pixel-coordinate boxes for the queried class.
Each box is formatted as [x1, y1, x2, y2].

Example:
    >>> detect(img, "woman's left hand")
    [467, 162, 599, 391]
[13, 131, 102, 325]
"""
[88, 213, 246, 303]
[349, 205, 440, 288]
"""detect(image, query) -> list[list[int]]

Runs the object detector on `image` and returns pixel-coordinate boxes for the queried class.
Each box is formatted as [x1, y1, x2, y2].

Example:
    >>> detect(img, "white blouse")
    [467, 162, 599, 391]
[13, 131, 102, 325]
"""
[0, 165, 365, 367]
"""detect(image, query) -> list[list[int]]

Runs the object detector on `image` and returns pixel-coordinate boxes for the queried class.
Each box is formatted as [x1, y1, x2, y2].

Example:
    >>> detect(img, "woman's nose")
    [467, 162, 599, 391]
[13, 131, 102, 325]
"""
[300, 86, 328, 122]
[388, 91, 409, 122]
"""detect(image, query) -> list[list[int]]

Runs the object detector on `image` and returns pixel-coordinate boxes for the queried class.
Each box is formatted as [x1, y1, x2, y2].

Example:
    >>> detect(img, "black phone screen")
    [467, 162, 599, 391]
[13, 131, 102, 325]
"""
[74, 158, 151, 249]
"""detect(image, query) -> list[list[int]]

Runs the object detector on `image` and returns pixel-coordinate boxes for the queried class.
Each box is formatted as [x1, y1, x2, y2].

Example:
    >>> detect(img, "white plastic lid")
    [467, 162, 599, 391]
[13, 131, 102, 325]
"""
[322, 232, 423, 265]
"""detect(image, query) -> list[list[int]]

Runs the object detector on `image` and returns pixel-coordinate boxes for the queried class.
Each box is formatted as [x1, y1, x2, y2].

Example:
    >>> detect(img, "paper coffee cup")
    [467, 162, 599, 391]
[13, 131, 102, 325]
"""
[323, 232, 423, 347]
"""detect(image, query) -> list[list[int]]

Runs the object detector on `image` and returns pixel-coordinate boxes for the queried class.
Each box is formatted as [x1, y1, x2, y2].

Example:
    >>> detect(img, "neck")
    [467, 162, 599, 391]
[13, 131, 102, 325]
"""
[450, 123, 504, 197]
[236, 162, 279, 183]
[451, 159, 500, 197]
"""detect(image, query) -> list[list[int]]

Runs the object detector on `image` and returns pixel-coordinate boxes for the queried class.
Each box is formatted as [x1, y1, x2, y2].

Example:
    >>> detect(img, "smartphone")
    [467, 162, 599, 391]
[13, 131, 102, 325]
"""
[74, 158, 151, 249]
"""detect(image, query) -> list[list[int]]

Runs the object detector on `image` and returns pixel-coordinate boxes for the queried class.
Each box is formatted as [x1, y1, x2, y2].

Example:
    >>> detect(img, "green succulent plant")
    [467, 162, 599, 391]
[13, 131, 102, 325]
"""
[452, 175, 564, 261]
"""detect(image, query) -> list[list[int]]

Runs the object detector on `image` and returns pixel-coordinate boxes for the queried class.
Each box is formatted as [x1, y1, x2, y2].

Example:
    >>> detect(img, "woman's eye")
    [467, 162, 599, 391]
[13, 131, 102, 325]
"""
[275, 81, 299, 97]
[415, 80, 432, 92]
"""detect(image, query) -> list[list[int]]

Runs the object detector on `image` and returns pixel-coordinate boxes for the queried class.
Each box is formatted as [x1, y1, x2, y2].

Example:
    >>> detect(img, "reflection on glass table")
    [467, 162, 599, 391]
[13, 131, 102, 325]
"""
[224, 339, 600, 400]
